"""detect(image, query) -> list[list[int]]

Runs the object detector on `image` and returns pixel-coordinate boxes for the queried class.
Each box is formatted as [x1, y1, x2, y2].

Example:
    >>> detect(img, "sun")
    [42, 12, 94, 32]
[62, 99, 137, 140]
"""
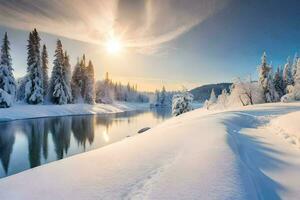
[105, 36, 123, 54]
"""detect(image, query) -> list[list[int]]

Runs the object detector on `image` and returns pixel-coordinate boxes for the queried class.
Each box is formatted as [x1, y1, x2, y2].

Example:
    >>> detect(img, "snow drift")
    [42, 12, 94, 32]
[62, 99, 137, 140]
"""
[270, 110, 300, 147]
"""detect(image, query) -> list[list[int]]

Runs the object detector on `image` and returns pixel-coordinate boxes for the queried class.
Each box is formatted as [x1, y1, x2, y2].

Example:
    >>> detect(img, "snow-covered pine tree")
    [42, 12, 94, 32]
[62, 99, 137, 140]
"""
[62, 51, 72, 103]
[217, 89, 228, 108]
[113, 83, 118, 100]
[102, 73, 113, 104]
[203, 88, 217, 109]
[292, 53, 298, 85]
[80, 55, 87, 99]
[0, 32, 17, 108]
[84, 60, 95, 104]
[25, 29, 44, 104]
[155, 89, 160, 106]
[203, 99, 209, 109]
[172, 89, 193, 116]
[268, 65, 280, 102]
[258, 52, 269, 102]
[273, 66, 285, 98]
[258, 52, 279, 102]
[283, 57, 293, 91]
[71, 58, 83, 103]
[209, 88, 217, 104]
[293, 58, 300, 100]
[16, 76, 28, 101]
[41, 44, 49, 98]
[49, 40, 69, 105]
[160, 86, 166, 106]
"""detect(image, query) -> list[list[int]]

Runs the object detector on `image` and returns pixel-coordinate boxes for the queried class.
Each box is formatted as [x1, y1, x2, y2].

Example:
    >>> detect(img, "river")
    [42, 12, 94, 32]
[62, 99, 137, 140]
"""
[0, 107, 172, 178]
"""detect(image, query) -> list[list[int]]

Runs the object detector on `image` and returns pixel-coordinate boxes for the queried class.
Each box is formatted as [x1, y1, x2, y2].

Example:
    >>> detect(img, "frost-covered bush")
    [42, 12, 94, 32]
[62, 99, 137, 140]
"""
[227, 78, 264, 107]
[172, 90, 193, 116]
[281, 84, 300, 103]
[206, 77, 264, 110]
[281, 94, 295, 103]
[281, 59, 300, 102]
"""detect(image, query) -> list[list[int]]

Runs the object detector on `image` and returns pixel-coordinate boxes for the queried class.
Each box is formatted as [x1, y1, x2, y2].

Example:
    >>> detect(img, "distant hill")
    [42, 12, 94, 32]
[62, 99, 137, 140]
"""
[189, 83, 232, 102]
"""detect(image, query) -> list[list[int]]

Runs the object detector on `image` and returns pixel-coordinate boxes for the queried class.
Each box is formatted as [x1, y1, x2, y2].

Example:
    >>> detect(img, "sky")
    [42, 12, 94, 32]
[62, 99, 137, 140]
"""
[0, 0, 300, 91]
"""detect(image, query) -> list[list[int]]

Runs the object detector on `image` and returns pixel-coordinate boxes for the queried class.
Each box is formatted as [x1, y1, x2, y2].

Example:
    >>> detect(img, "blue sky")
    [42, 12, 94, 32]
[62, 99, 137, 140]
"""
[0, 0, 300, 91]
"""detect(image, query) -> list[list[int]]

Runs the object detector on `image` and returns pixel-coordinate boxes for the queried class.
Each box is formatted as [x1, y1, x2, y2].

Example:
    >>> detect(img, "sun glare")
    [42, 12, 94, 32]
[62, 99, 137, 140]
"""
[105, 37, 123, 54]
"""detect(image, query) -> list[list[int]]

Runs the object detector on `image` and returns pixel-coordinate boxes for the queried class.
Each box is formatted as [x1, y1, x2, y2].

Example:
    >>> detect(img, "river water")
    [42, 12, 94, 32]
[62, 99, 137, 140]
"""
[0, 108, 171, 178]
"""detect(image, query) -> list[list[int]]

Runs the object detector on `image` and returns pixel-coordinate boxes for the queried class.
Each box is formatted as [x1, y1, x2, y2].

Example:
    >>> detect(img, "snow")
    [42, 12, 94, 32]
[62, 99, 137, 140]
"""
[0, 102, 149, 122]
[0, 89, 13, 108]
[171, 90, 193, 116]
[270, 110, 300, 147]
[1, 102, 300, 199]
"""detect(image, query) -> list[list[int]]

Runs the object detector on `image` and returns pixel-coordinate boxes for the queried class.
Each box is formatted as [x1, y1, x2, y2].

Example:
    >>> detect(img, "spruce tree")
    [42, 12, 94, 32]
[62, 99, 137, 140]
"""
[209, 88, 217, 103]
[155, 89, 160, 106]
[258, 52, 269, 102]
[25, 29, 44, 104]
[84, 60, 95, 104]
[292, 53, 298, 85]
[273, 66, 285, 98]
[62, 51, 72, 103]
[160, 86, 166, 105]
[293, 58, 300, 100]
[0, 32, 17, 108]
[71, 58, 83, 103]
[80, 55, 87, 99]
[41, 44, 49, 98]
[258, 52, 279, 102]
[49, 40, 68, 104]
[283, 57, 293, 91]
[217, 89, 228, 108]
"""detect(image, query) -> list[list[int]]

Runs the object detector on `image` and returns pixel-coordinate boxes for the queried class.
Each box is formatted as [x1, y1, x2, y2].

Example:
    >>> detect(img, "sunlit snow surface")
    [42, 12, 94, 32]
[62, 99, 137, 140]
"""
[1, 102, 300, 199]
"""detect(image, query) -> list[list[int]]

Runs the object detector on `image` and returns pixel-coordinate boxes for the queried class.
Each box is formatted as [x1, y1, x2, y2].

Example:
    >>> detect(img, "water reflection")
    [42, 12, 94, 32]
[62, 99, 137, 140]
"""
[0, 109, 171, 178]
[72, 116, 92, 149]
[51, 117, 72, 160]
[151, 107, 172, 120]
[0, 124, 15, 174]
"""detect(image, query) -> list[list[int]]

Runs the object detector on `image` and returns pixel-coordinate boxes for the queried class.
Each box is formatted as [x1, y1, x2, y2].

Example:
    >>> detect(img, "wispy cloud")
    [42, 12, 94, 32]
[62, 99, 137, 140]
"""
[0, 0, 229, 54]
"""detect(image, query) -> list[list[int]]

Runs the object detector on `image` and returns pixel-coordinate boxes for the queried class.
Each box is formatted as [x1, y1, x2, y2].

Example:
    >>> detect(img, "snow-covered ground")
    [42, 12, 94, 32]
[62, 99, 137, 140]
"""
[1, 102, 300, 199]
[0, 102, 149, 122]
[270, 110, 300, 148]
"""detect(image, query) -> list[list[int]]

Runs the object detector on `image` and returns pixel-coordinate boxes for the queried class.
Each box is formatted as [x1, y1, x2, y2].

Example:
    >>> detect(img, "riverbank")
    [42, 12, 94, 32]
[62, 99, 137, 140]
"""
[0, 102, 149, 122]
[1, 102, 300, 199]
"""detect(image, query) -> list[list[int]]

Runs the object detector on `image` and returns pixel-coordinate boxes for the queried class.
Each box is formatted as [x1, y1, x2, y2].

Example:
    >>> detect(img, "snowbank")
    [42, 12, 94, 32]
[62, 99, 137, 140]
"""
[1, 102, 300, 199]
[0, 108, 256, 200]
[0, 102, 149, 122]
[270, 111, 300, 147]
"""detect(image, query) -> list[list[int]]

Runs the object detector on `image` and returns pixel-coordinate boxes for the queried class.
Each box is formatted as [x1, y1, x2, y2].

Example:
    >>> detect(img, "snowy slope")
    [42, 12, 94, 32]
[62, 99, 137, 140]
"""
[1, 102, 300, 199]
[270, 111, 300, 148]
[0, 102, 149, 122]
